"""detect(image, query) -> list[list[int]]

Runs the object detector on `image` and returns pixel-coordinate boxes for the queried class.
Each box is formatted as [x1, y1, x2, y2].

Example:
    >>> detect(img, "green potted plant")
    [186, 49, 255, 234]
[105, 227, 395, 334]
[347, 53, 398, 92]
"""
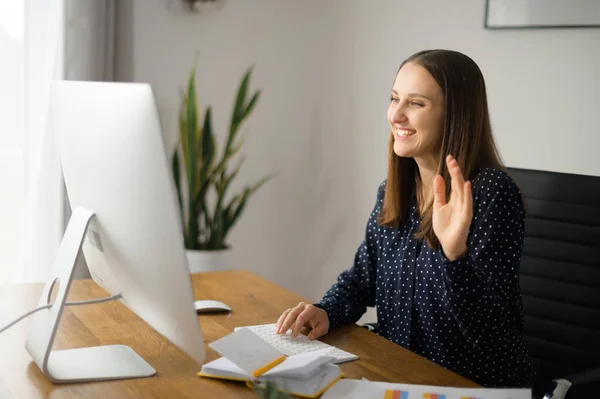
[255, 381, 291, 399]
[172, 65, 272, 273]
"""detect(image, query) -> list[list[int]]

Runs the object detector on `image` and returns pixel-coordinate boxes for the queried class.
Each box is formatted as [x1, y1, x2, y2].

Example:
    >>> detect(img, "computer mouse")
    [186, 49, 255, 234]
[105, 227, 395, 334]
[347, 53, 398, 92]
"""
[194, 300, 232, 314]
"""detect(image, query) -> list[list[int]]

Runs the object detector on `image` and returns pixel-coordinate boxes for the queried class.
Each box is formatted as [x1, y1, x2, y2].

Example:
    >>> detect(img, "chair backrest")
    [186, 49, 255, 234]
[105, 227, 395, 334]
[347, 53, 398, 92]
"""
[507, 167, 600, 382]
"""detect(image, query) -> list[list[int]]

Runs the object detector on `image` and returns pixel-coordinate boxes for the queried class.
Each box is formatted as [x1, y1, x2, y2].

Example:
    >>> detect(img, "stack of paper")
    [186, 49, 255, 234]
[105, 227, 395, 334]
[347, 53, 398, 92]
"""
[321, 379, 533, 399]
[198, 327, 344, 398]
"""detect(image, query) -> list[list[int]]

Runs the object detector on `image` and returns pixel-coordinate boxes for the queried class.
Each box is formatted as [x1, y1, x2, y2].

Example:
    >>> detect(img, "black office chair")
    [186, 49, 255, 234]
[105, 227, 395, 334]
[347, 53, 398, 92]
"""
[508, 167, 600, 399]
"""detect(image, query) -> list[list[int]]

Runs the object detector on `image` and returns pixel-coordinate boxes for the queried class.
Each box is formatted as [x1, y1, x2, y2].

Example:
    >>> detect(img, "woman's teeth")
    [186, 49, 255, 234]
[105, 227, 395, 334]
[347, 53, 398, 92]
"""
[397, 129, 416, 136]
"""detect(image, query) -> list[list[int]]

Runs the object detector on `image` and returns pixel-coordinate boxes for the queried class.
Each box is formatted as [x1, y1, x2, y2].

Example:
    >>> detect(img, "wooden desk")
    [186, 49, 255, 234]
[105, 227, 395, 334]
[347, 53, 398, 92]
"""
[0, 270, 478, 398]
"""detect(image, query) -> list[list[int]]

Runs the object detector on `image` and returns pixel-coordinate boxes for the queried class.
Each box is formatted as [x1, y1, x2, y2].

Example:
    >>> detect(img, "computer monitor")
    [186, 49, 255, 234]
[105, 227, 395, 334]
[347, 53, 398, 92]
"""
[24, 80, 205, 383]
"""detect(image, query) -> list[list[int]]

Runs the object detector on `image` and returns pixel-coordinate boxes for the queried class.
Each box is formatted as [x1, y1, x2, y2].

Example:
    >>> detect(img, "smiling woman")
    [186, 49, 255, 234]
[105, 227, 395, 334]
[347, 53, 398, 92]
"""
[381, 50, 503, 251]
[274, 49, 534, 389]
[388, 62, 445, 169]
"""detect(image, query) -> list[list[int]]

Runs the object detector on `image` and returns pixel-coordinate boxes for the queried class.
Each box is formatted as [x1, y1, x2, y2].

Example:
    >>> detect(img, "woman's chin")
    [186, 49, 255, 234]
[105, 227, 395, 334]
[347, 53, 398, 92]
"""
[393, 142, 415, 158]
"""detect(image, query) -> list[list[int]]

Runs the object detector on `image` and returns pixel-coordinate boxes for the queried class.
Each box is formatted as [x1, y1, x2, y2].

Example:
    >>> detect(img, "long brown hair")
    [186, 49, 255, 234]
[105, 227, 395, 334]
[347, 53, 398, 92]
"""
[379, 49, 505, 251]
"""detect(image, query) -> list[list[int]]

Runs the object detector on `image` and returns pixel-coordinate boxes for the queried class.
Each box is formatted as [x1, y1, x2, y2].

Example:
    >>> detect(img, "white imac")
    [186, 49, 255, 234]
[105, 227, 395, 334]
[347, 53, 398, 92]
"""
[24, 80, 205, 383]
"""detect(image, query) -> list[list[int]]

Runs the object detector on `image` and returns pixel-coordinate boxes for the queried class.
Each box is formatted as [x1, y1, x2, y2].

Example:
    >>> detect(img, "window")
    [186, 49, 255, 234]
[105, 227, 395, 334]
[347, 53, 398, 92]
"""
[0, 0, 64, 284]
[0, 1, 25, 283]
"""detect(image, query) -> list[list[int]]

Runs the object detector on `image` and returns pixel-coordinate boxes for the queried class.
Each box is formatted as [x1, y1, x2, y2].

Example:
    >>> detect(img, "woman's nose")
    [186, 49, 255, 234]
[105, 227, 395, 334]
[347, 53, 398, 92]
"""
[391, 105, 408, 124]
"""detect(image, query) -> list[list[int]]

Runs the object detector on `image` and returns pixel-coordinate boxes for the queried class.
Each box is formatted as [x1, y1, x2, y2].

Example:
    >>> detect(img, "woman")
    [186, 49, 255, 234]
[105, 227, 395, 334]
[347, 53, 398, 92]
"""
[275, 49, 534, 388]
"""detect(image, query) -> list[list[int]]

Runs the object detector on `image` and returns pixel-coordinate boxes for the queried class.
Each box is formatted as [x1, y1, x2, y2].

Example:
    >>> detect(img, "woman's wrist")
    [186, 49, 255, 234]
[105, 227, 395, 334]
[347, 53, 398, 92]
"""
[442, 244, 468, 262]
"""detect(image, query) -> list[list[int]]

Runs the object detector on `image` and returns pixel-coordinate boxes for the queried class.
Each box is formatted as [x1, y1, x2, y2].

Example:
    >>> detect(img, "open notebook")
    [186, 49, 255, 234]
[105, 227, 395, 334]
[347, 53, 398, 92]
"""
[198, 348, 344, 398]
[234, 323, 359, 363]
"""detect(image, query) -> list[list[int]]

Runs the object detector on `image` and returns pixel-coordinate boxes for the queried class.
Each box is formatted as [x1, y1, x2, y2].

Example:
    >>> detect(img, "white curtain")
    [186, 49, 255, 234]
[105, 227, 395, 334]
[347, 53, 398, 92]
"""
[15, 0, 65, 284]
[14, 0, 118, 283]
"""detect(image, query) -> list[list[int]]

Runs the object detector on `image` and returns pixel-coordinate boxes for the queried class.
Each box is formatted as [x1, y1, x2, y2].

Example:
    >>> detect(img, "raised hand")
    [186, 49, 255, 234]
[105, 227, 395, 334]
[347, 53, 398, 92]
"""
[432, 155, 473, 261]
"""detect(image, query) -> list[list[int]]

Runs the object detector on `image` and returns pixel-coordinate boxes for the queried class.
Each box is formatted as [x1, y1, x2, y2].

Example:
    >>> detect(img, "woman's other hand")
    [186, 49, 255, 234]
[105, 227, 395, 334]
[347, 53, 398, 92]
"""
[275, 302, 330, 340]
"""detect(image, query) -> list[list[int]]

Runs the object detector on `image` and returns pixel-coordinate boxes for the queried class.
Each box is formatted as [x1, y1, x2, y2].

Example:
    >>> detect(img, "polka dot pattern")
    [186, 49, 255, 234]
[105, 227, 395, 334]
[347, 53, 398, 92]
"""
[315, 167, 534, 387]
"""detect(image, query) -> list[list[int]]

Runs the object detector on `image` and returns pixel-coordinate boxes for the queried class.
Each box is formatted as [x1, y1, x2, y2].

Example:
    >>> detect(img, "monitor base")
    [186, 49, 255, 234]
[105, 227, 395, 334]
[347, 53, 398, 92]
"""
[24, 206, 156, 383]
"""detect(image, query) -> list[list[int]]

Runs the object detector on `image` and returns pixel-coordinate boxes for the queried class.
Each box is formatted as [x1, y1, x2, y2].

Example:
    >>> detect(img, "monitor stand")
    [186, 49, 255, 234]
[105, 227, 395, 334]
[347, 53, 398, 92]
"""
[24, 206, 156, 383]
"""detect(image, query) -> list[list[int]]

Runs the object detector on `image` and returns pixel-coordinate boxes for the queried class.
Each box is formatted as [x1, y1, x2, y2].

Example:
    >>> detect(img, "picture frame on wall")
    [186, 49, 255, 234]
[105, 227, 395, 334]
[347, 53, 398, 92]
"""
[485, 0, 600, 29]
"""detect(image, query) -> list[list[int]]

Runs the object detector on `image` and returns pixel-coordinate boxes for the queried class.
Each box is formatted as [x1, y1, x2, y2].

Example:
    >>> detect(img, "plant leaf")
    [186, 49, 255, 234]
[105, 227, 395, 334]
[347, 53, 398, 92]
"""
[233, 68, 251, 124]
[229, 134, 246, 158]
[175, 65, 271, 251]
[223, 174, 273, 239]
[172, 149, 185, 237]
[250, 173, 275, 194]
[196, 106, 215, 198]
[179, 97, 189, 178]
[227, 67, 253, 153]
[201, 202, 211, 246]
[234, 189, 251, 221]
[242, 91, 260, 122]
[218, 156, 244, 197]
[186, 68, 199, 190]
[201, 107, 214, 167]
[184, 68, 201, 249]
[207, 147, 237, 185]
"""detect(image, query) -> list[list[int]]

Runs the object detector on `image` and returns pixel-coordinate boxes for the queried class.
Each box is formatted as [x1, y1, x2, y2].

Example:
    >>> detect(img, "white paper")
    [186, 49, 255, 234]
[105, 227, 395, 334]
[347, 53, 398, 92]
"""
[322, 379, 532, 399]
[200, 356, 250, 380]
[263, 348, 334, 378]
[320, 378, 363, 399]
[201, 347, 335, 381]
[208, 327, 284, 376]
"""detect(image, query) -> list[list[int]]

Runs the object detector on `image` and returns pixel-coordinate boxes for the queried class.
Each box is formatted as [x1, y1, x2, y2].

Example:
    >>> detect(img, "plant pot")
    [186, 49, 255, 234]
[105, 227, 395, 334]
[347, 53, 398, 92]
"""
[185, 0, 226, 14]
[186, 248, 231, 274]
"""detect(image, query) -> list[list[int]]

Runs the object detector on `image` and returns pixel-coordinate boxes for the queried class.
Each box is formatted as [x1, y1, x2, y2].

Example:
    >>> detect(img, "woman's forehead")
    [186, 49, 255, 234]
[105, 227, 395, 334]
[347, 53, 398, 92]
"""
[393, 62, 442, 99]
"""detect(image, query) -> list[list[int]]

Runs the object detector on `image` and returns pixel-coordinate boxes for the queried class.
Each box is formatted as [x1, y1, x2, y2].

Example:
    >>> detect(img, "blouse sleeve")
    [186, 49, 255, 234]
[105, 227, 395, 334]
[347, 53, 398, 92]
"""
[438, 171, 526, 348]
[314, 182, 384, 329]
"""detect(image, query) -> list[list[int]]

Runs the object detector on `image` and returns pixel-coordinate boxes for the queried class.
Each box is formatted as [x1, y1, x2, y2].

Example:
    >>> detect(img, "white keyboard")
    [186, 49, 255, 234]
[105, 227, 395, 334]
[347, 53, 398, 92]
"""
[234, 323, 359, 364]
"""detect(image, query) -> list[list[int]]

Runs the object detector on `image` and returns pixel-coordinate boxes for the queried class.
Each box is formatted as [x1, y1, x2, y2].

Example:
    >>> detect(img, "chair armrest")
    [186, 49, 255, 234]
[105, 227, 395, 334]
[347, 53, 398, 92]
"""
[547, 367, 600, 399]
[568, 366, 600, 386]
[361, 322, 378, 334]
[547, 379, 571, 399]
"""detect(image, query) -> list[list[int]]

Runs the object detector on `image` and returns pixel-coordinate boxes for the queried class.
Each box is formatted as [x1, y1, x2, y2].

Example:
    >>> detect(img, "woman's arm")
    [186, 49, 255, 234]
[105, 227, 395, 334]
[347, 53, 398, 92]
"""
[438, 169, 525, 347]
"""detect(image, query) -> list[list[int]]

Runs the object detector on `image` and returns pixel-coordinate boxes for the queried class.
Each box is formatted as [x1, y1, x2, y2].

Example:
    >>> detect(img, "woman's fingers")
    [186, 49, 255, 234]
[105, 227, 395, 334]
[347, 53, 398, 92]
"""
[275, 303, 330, 340]
[433, 174, 446, 210]
[446, 156, 463, 204]
[281, 307, 303, 334]
[275, 308, 292, 333]
[308, 320, 327, 340]
[292, 307, 312, 338]
[447, 155, 472, 222]
[463, 180, 472, 216]
[278, 303, 306, 334]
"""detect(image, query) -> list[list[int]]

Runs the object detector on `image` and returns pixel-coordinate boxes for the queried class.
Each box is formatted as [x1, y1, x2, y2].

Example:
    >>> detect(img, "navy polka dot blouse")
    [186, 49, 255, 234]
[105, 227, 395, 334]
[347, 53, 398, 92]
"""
[315, 167, 534, 388]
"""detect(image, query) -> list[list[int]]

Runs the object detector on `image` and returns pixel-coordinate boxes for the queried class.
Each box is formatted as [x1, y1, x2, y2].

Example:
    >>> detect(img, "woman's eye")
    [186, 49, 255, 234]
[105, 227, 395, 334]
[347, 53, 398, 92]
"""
[411, 101, 424, 107]
[390, 96, 399, 103]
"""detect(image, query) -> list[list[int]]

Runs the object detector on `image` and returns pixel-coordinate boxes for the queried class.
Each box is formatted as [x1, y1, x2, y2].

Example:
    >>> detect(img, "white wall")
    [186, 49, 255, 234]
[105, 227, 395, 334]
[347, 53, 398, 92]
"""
[131, 0, 359, 306]
[130, 0, 600, 320]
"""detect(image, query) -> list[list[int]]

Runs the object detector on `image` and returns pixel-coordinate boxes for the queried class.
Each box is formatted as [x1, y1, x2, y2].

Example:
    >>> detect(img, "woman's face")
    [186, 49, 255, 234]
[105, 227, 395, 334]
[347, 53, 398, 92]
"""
[387, 62, 445, 162]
